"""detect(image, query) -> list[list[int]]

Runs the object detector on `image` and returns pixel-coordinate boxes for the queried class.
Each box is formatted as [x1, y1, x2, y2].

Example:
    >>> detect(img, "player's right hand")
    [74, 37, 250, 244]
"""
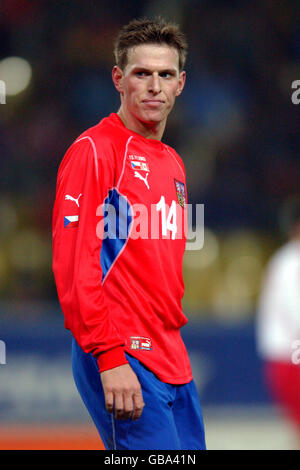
[100, 363, 145, 421]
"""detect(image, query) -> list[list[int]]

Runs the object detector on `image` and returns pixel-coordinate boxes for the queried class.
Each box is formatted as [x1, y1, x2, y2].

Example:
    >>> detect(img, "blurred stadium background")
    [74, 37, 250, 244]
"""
[1, 0, 300, 450]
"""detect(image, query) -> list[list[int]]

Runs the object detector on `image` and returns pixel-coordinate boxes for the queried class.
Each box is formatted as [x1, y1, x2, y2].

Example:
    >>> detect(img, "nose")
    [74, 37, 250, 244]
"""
[149, 73, 161, 95]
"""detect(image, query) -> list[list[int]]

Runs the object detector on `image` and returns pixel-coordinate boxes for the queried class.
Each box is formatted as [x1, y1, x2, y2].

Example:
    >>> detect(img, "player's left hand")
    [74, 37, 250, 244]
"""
[100, 363, 145, 420]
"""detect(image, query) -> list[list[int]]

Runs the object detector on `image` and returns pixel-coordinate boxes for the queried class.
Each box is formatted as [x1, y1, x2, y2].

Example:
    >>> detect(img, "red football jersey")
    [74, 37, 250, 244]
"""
[53, 113, 192, 384]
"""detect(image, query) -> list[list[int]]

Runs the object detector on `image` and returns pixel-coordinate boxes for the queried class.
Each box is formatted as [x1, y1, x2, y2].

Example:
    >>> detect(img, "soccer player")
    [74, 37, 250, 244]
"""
[52, 17, 206, 450]
[257, 199, 300, 449]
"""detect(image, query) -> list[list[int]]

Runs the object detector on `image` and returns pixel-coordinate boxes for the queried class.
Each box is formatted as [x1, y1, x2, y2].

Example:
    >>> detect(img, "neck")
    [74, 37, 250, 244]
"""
[117, 107, 166, 141]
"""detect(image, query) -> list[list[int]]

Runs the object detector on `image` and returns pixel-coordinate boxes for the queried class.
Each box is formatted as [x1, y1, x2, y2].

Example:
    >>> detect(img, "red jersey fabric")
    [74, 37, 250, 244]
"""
[52, 113, 192, 384]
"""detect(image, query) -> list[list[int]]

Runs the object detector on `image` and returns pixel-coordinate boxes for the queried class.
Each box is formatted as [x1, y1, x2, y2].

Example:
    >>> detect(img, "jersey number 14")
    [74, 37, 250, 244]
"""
[156, 195, 177, 240]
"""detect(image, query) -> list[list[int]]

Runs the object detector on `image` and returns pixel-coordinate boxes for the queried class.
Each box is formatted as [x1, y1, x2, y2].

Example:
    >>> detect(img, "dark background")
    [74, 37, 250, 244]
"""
[0, 0, 299, 449]
[1, 0, 300, 312]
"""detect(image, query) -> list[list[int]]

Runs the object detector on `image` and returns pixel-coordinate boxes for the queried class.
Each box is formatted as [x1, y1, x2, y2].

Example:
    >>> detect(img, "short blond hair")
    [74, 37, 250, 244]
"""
[114, 17, 188, 71]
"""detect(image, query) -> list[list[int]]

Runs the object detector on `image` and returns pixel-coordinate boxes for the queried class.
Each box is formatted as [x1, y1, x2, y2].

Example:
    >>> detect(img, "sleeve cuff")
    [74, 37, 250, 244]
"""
[96, 346, 128, 372]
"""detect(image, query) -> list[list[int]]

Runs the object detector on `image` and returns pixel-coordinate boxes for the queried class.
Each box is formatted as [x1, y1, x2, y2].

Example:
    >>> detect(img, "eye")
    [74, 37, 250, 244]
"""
[135, 71, 147, 77]
[160, 72, 171, 78]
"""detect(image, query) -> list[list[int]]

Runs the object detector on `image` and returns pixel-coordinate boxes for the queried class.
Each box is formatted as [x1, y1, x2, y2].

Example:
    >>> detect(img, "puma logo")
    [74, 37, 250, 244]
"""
[65, 193, 82, 207]
[134, 171, 149, 190]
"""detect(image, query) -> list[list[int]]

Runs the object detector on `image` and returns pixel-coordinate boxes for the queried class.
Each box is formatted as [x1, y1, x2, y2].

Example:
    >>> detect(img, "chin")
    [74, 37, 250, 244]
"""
[141, 111, 165, 124]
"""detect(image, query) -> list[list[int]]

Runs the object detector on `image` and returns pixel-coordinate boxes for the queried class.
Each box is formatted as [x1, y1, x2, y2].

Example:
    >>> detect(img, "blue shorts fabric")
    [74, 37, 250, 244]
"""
[72, 338, 206, 450]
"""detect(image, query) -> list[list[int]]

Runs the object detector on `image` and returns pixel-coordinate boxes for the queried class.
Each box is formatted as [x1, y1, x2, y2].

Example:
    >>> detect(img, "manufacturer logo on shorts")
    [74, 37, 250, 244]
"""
[130, 336, 152, 350]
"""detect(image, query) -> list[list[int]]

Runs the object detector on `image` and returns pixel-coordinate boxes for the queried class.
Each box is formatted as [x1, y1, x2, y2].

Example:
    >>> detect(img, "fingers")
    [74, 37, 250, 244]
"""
[105, 390, 145, 421]
[105, 390, 114, 415]
[100, 364, 145, 420]
[114, 392, 126, 420]
[122, 391, 134, 420]
[114, 391, 145, 420]
[132, 390, 145, 421]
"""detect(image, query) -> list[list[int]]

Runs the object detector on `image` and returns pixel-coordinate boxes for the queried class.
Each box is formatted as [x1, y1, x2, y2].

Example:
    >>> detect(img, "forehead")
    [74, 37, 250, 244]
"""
[125, 44, 180, 72]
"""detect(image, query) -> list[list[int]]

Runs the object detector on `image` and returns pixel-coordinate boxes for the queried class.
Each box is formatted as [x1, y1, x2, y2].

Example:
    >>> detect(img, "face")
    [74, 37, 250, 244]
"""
[112, 44, 186, 126]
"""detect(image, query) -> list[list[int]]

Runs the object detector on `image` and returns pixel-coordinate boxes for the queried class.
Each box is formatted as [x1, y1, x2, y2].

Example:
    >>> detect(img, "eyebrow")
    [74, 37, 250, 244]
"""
[132, 67, 177, 75]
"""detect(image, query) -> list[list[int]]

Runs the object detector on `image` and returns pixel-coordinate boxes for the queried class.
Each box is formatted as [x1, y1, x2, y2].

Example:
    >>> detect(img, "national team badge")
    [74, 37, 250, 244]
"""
[130, 336, 152, 351]
[174, 179, 186, 208]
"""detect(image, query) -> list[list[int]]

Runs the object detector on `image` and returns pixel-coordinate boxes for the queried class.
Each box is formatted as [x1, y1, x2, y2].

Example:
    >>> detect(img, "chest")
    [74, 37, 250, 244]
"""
[118, 139, 186, 210]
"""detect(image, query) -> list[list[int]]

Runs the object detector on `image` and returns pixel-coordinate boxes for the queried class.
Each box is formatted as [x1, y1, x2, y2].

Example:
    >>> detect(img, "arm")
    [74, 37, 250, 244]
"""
[52, 138, 144, 419]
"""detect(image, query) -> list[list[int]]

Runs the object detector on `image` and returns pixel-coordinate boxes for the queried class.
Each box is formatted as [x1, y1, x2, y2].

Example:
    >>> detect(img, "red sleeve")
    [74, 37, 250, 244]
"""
[52, 137, 128, 372]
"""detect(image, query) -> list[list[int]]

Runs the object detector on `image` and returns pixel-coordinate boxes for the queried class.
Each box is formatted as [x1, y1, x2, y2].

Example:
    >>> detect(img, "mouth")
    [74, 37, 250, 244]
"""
[142, 99, 165, 106]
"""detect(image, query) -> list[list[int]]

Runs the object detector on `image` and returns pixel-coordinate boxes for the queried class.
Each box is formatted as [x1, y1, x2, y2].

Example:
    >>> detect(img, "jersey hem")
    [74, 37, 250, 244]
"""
[124, 349, 193, 385]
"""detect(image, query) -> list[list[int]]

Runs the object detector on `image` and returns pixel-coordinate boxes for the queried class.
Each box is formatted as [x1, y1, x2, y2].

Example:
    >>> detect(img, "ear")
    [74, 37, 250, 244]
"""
[112, 66, 124, 93]
[175, 70, 186, 97]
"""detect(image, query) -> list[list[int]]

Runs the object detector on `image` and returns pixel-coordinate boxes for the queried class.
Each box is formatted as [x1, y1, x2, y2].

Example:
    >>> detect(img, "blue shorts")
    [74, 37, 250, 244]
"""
[72, 338, 206, 450]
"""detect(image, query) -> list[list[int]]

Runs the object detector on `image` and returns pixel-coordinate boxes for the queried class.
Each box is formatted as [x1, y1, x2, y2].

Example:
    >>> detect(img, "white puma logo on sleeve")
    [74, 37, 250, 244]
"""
[65, 194, 82, 207]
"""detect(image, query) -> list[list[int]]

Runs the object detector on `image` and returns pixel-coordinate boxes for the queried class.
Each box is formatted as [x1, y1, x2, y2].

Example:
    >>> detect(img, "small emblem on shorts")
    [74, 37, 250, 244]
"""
[130, 336, 152, 350]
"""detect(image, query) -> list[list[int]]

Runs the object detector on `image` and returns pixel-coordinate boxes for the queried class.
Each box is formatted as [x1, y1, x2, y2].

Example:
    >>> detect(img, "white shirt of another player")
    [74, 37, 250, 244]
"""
[256, 240, 300, 361]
